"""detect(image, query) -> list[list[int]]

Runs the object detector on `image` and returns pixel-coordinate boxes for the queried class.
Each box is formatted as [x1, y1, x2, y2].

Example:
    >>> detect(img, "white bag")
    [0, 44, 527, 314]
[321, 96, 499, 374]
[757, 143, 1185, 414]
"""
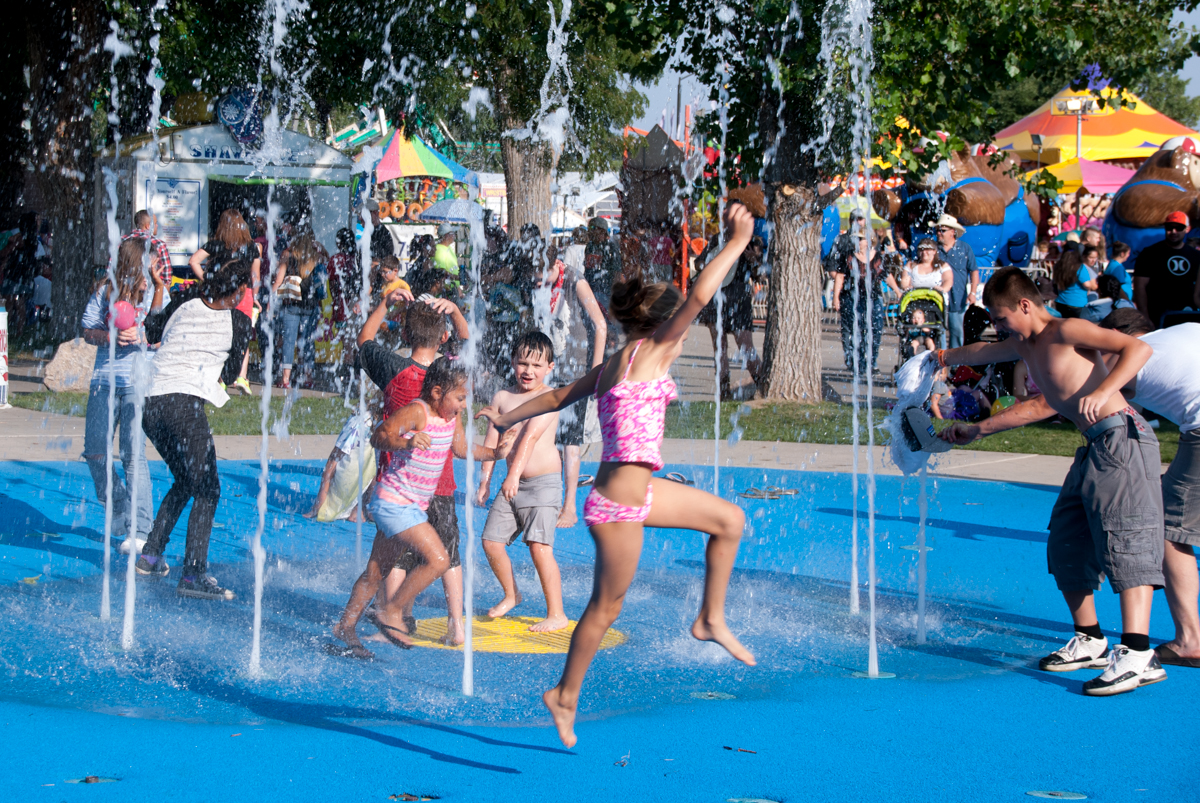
[44, 338, 97, 392]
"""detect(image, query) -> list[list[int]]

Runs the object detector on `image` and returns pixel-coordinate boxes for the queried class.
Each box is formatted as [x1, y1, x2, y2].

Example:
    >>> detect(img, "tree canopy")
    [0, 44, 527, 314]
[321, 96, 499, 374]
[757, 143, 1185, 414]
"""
[669, 0, 1200, 186]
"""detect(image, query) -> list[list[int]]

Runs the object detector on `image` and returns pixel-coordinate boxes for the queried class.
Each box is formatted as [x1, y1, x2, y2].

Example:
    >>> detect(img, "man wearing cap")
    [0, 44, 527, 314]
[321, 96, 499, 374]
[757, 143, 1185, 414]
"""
[1133, 211, 1200, 329]
[434, 224, 461, 276]
[935, 214, 978, 348]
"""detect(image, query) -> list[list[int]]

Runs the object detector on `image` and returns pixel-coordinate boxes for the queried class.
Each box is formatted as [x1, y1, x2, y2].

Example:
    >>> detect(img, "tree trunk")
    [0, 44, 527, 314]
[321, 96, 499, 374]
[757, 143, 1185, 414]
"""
[28, 1, 107, 342]
[759, 185, 825, 401]
[500, 134, 556, 240]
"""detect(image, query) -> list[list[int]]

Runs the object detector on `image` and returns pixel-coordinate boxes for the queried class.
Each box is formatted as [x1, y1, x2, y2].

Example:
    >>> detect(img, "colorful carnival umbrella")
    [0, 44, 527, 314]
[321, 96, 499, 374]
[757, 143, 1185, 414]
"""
[373, 131, 479, 187]
[1022, 157, 1136, 195]
[993, 86, 1200, 163]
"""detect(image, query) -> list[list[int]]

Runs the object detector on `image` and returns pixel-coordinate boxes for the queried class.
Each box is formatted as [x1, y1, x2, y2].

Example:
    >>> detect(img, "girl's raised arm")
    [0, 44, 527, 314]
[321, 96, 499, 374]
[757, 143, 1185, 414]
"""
[653, 203, 755, 346]
[476, 364, 604, 433]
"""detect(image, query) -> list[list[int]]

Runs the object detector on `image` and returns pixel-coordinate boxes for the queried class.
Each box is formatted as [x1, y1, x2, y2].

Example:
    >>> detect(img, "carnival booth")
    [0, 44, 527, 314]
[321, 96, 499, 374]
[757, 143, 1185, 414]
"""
[353, 131, 481, 272]
[93, 123, 352, 269]
[993, 86, 1200, 165]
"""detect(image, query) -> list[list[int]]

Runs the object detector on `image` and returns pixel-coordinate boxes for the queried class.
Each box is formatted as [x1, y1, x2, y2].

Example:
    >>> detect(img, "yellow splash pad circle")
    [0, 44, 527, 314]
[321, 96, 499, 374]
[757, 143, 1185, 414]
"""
[409, 615, 626, 654]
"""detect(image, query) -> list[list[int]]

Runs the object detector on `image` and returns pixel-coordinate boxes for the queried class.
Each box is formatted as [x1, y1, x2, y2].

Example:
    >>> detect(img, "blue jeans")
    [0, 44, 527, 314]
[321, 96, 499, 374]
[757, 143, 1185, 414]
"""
[839, 295, 886, 372]
[84, 384, 154, 538]
[279, 306, 319, 370]
[947, 311, 965, 348]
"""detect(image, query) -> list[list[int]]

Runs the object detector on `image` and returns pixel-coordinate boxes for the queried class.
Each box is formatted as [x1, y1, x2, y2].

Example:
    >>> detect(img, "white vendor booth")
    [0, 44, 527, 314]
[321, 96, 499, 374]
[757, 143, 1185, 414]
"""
[94, 125, 352, 268]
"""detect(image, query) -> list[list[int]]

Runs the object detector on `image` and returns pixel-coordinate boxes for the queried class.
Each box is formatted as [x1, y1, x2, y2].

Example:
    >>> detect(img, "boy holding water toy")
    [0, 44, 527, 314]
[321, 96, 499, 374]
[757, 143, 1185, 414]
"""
[358, 288, 472, 644]
[331, 358, 514, 658]
[476, 331, 568, 633]
[939, 266, 1165, 696]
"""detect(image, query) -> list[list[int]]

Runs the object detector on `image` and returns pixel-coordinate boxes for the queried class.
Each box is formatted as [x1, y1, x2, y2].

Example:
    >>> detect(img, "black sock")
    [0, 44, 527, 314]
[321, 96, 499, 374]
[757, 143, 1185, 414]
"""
[1076, 622, 1104, 640]
[1121, 633, 1150, 652]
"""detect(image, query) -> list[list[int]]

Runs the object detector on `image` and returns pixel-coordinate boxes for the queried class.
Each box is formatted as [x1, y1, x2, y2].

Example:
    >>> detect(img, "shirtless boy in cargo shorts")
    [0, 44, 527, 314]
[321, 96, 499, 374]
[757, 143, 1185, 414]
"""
[477, 332, 569, 633]
[940, 267, 1166, 696]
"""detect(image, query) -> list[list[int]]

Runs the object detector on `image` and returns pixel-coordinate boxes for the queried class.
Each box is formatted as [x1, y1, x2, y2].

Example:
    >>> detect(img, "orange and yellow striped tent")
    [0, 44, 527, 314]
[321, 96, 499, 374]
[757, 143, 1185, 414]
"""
[993, 86, 1200, 163]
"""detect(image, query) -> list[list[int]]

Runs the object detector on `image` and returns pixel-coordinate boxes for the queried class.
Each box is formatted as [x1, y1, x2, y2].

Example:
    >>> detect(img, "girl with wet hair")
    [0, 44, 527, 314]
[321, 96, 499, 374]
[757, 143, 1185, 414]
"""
[477, 203, 759, 748]
[331, 357, 516, 658]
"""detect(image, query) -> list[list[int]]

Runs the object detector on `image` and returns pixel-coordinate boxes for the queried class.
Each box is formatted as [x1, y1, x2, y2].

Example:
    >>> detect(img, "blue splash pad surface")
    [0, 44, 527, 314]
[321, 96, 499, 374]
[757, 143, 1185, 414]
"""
[0, 459, 1193, 801]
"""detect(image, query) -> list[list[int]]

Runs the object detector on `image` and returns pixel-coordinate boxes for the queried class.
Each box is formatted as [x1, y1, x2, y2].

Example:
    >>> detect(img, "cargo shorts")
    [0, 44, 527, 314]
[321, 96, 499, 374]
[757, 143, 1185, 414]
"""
[1046, 409, 1165, 593]
[1164, 428, 1200, 547]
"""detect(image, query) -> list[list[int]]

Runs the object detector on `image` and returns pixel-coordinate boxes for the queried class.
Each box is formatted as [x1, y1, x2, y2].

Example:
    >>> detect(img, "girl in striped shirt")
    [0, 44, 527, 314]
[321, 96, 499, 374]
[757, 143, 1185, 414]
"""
[332, 357, 514, 658]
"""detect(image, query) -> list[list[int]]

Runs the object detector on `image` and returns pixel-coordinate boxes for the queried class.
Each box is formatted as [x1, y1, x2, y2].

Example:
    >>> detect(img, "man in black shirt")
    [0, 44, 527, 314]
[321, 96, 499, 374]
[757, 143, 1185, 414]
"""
[1134, 210, 1200, 328]
[365, 199, 395, 260]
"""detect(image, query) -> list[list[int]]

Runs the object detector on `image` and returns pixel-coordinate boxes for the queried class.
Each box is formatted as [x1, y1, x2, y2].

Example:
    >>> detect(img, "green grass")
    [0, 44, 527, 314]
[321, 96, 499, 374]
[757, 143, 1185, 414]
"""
[10, 392, 358, 437]
[11, 392, 1180, 462]
[664, 400, 1180, 463]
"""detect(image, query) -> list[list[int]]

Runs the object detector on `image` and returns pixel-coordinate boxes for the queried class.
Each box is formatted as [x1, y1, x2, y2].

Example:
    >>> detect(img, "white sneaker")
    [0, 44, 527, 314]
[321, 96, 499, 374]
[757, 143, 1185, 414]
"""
[1082, 645, 1167, 696]
[1038, 632, 1109, 672]
[118, 537, 147, 555]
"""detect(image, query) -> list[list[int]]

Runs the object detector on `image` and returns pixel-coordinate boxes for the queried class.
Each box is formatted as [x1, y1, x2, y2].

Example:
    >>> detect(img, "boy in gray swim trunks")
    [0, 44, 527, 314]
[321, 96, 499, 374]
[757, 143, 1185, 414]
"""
[477, 332, 569, 633]
[940, 268, 1166, 696]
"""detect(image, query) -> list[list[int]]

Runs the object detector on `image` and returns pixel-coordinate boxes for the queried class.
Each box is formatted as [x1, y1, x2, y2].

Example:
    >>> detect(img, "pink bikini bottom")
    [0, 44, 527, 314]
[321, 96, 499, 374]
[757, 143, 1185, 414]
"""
[583, 485, 654, 527]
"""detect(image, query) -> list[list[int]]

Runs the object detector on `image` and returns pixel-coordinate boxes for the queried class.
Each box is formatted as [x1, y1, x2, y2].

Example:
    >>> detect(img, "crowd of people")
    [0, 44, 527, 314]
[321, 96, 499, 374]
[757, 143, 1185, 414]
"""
[821, 204, 1200, 384]
[60, 186, 1200, 746]
[80, 201, 762, 749]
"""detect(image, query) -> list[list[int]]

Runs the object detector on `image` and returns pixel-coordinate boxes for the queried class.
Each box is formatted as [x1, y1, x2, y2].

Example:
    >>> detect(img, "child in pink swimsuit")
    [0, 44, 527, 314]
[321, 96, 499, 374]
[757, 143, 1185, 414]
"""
[477, 203, 759, 748]
[332, 358, 514, 659]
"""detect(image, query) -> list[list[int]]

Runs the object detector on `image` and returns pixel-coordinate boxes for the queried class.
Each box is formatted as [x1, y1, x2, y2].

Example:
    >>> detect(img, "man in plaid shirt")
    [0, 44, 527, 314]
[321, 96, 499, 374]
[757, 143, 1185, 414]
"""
[124, 210, 173, 292]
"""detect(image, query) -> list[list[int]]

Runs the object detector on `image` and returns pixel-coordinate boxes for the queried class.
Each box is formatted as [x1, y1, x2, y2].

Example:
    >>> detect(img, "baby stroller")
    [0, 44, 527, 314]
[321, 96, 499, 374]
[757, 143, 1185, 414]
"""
[895, 288, 946, 370]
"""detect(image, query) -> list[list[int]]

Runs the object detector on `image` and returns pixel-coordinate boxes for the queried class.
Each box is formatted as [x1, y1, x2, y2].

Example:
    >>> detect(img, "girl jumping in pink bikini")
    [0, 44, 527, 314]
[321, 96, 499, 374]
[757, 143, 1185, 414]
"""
[476, 203, 758, 748]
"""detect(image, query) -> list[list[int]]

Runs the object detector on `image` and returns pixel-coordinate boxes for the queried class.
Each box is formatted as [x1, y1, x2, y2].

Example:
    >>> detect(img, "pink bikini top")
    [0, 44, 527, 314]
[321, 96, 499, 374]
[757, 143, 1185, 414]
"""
[596, 339, 678, 471]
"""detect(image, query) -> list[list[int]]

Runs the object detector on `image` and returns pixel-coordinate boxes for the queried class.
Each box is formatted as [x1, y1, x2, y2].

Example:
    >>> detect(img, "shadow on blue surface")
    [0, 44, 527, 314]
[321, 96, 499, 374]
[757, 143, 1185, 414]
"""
[0, 459, 1193, 803]
[817, 505, 1050, 544]
[185, 672, 573, 773]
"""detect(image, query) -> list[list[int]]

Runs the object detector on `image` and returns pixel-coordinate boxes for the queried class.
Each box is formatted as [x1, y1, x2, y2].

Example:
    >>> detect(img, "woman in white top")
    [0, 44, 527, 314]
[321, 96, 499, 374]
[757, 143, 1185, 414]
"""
[901, 238, 953, 293]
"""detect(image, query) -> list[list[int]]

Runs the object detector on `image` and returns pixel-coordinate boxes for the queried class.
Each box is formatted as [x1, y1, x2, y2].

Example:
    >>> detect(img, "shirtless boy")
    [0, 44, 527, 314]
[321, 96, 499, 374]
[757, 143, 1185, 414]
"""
[476, 332, 569, 633]
[939, 267, 1166, 696]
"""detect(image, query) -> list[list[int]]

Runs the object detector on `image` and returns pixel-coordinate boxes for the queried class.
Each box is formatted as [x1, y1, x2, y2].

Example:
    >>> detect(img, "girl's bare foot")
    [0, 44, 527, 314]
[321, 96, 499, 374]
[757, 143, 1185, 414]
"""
[302, 508, 318, 519]
[556, 507, 578, 528]
[692, 617, 756, 666]
[487, 592, 522, 618]
[542, 686, 578, 748]
[439, 617, 466, 645]
[529, 613, 569, 633]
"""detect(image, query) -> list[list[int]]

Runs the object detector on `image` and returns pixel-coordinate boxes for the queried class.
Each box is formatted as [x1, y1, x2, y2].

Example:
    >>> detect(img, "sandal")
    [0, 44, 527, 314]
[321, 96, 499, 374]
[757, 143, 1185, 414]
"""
[364, 607, 417, 636]
[738, 488, 780, 500]
[374, 622, 413, 650]
[763, 486, 797, 496]
[577, 474, 595, 487]
[324, 642, 374, 660]
[664, 472, 695, 485]
[1155, 644, 1200, 668]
